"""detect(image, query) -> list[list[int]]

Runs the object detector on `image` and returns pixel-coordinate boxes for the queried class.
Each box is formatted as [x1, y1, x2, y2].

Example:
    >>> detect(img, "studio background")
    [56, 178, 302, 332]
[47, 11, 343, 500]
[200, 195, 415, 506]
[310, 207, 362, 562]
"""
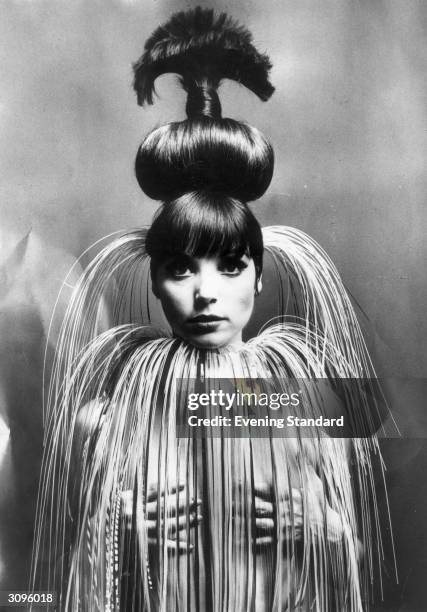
[0, 0, 426, 609]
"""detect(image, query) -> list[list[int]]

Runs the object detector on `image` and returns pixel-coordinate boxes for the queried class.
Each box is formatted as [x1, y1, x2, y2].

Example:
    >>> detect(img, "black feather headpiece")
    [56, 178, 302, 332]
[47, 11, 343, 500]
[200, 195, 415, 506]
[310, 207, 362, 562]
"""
[133, 6, 274, 106]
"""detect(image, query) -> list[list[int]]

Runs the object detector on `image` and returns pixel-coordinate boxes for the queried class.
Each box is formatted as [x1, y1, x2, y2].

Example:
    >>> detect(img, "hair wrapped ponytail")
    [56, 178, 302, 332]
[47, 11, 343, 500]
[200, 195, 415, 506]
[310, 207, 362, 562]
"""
[185, 81, 221, 119]
[133, 7, 275, 203]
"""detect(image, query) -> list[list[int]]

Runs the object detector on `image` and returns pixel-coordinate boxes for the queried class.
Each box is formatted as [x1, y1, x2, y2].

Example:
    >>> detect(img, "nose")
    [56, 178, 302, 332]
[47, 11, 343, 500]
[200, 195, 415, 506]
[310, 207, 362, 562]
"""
[194, 264, 219, 305]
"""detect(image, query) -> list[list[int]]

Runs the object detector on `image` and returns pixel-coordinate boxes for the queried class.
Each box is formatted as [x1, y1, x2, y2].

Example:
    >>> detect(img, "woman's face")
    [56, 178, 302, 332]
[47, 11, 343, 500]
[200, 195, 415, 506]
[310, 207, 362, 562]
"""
[153, 252, 257, 348]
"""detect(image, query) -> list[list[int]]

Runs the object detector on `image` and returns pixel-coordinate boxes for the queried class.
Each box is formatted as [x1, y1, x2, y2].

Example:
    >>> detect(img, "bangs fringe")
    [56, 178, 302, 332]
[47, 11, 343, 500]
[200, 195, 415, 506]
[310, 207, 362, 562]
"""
[146, 193, 263, 265]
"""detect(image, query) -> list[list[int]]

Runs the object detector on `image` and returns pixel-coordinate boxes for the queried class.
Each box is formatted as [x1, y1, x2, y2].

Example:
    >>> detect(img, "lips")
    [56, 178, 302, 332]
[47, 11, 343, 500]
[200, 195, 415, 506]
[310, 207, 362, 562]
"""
[186, 314, 226, 334]
[187, 315, 226, 323]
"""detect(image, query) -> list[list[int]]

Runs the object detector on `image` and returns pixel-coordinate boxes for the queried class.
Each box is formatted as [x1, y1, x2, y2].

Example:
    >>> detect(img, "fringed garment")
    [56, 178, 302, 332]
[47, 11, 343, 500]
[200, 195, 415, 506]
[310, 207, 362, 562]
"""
[31, 227, 391, 611]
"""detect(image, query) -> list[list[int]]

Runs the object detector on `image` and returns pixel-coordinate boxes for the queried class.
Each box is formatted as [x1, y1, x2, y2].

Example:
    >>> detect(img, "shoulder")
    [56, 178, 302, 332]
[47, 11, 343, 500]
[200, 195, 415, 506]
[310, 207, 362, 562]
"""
[74, 398, 108, 445]
[69, 399, 109, 487]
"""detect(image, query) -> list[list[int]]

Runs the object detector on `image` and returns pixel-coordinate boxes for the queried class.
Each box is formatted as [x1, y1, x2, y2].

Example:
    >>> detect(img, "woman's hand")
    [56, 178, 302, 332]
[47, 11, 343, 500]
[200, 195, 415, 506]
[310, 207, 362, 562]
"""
[254, 475, 345, 549]
[303, 467, 345, 542]
[121, 483, 202, 553]
[254, 483, 303, 548]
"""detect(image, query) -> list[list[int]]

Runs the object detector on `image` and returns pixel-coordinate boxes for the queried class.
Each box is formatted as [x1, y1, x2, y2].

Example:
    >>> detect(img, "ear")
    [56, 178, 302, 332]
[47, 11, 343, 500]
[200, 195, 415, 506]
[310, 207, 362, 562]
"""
[255, 276, 263, 296]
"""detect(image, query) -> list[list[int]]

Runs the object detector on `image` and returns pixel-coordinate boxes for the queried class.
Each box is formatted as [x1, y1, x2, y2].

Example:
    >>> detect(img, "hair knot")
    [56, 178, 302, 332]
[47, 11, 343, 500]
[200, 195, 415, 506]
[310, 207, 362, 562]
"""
[186, 82, 222, 120]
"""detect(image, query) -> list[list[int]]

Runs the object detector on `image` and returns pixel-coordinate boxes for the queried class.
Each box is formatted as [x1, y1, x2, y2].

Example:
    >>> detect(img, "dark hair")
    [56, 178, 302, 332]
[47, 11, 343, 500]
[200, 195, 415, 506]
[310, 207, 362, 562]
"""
[135, 118, 274, 203]
[134, 8, 275, 279]
[146, 192, 263, 280]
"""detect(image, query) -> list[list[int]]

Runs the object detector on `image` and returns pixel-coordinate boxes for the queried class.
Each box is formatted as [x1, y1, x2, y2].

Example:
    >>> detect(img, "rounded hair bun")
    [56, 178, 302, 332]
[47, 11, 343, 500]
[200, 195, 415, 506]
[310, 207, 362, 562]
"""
[133, 7, 275, 203]
[135, 118, 274, 202]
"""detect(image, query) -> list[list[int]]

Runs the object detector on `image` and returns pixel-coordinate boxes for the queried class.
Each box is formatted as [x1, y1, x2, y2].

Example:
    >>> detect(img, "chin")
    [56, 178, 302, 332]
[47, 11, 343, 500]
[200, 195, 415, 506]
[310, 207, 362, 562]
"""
[188, 337, 228, 349]
[185, 332, 235, 350]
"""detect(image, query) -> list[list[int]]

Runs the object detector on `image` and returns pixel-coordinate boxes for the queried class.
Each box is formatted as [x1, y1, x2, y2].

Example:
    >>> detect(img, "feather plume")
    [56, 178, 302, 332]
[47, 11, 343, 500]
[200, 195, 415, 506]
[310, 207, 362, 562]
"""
[133, 6, 274, 105]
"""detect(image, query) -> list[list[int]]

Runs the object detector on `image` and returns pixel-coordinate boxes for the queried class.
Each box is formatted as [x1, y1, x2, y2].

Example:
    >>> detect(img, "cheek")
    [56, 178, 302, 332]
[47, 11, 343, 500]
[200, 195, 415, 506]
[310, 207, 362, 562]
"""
[157, 283, 190, 322]
[229, 268, 256, 319]
[233, 284, 255, 319]
[240, 291, 254, 309]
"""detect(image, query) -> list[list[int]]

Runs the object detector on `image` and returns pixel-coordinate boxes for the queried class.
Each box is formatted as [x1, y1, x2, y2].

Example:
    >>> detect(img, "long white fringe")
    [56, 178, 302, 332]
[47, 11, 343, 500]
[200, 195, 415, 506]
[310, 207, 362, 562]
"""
[31, 227, 392, 611]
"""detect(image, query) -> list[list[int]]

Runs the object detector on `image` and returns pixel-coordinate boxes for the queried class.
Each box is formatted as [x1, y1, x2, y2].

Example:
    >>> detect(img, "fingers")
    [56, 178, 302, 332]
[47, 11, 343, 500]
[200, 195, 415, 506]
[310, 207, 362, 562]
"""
[253, 489, 305, 543]
[123, 485, 202, 518]
[253, 481, 271, 500]
[281, 489, 303, 525]
[148, 538, 194, 554]
[255, 513, 303, 541]
[288, 487, 302, 505]
[146, 512, 202, 536]
[255, 517, 274, 532]
[121, 490, 134, 519]
[255, 536, 273, 549]
[146, 497, 201, 519]
[254, 497, 273, 517]
[166, 539, 194, 553]
[121, 488, 203, 536]
[146, 483, 186, 503]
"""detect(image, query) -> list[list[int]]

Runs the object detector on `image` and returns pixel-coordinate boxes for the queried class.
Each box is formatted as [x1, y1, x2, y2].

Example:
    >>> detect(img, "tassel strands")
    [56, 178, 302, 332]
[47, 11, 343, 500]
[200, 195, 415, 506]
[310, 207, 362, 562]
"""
[31, 227, 392, 611]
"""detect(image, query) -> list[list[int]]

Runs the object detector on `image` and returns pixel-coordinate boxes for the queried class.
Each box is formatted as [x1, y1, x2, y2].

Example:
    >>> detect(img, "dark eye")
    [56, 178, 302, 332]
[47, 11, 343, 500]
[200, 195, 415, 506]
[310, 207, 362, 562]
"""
[219, 256, 248, 276]
[165, 256, 193, 278]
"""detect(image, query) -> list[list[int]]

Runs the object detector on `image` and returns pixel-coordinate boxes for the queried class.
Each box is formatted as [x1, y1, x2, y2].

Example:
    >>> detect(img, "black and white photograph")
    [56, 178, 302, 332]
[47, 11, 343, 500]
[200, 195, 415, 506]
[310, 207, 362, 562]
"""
[0, 1, 426, 610]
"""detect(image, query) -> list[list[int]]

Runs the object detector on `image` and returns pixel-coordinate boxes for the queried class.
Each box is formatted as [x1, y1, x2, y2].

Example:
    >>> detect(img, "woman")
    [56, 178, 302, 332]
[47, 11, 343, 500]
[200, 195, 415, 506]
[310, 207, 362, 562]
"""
[32, 8, 387, 611]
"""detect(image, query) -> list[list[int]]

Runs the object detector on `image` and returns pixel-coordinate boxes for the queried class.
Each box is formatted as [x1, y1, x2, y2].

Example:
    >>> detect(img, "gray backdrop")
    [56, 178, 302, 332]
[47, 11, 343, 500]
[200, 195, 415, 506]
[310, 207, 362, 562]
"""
[1, 0, 426, 376]
[0, 0, 426, 609]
